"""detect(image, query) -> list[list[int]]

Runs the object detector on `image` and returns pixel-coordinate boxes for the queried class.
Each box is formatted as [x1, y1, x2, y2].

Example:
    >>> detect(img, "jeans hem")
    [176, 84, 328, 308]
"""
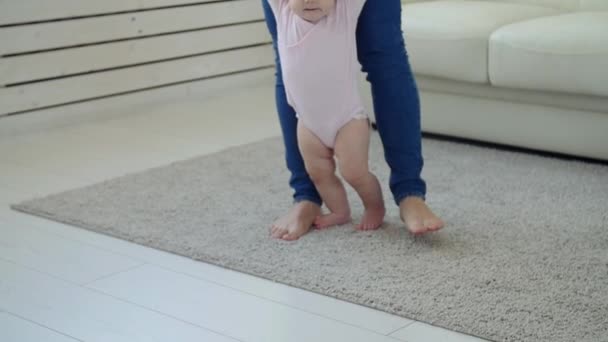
[395, 192, 426, 206]
[294, 195, 323, 206]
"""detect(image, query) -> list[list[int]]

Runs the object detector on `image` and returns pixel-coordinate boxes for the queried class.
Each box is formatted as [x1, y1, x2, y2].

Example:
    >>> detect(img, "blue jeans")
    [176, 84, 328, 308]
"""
[262, 0, 426, 206]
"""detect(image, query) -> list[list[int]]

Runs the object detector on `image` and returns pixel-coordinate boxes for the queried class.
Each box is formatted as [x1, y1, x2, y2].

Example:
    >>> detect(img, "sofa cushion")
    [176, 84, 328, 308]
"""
[489, 12, 608, 97]
[579, 0, 608, 11]
[403, 1, 559, 83]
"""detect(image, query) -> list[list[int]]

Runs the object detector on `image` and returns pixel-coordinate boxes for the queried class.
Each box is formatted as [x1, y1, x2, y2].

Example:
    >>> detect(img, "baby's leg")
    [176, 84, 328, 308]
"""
[335, 119, 385, 230]
[297, 122, 351, 229]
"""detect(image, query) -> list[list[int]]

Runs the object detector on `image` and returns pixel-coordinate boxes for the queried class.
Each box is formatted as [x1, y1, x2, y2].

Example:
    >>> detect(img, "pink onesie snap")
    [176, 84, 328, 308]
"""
[275, 0, 367, 148]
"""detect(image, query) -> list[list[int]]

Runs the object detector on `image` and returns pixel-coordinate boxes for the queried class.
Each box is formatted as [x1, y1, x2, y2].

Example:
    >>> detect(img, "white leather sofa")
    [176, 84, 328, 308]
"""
[389, 0, 608, 160]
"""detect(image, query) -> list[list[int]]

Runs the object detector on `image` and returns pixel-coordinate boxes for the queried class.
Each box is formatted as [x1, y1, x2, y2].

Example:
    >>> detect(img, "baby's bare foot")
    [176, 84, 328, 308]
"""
[399, 197, 444, 235]
[314, 213, 351, 229]
[357, 206, 385, 231]
[270, 201, 321, 241]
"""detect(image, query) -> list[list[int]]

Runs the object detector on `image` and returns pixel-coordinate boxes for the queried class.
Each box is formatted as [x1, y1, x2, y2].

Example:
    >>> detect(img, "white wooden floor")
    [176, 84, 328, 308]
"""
[0, 78, 488, 342]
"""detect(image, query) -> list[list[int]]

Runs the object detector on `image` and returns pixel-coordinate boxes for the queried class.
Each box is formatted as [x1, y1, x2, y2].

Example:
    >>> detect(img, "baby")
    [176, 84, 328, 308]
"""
[267, 0, 385, 230]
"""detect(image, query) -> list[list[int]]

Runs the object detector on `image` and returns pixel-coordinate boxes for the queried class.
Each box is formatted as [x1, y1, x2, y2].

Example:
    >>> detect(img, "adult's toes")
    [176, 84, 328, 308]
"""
[426, 219, 444, 231]
[282, 232, 300, 241]
[271, 227, 287, 239]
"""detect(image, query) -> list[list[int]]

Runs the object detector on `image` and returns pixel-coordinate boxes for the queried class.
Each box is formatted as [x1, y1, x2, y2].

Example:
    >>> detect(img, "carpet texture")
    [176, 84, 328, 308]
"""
[11, 135, 608, 342]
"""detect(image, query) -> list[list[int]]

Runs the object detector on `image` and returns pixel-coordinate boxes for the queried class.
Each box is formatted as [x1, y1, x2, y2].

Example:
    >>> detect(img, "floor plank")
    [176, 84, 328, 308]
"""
[0, 312, 80, 342]
[0, 260, 239, 342]
[0, 222, 143, 285]
[88, 264, 404, 342]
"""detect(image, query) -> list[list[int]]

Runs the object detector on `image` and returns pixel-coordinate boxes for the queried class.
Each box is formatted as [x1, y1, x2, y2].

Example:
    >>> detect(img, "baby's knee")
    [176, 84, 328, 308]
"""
[339, 166, 369, 187]
[305, 160, 335, 184]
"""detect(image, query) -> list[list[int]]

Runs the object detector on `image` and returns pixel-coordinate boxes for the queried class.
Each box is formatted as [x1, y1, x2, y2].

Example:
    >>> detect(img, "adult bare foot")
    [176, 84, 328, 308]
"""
[357, 205, 385, 231]
[270, 200, 321, 241]
[399, 196, 444, 235]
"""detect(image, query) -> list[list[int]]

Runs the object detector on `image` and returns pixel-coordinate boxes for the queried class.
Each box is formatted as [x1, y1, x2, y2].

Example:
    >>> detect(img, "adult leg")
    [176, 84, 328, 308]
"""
[356, 0, 443, 234]
[262, 0, 322, 240]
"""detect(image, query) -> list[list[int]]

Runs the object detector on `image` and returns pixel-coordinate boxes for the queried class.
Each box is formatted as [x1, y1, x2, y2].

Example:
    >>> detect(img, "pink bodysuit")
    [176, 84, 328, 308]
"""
[271, 0, 367, 148]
